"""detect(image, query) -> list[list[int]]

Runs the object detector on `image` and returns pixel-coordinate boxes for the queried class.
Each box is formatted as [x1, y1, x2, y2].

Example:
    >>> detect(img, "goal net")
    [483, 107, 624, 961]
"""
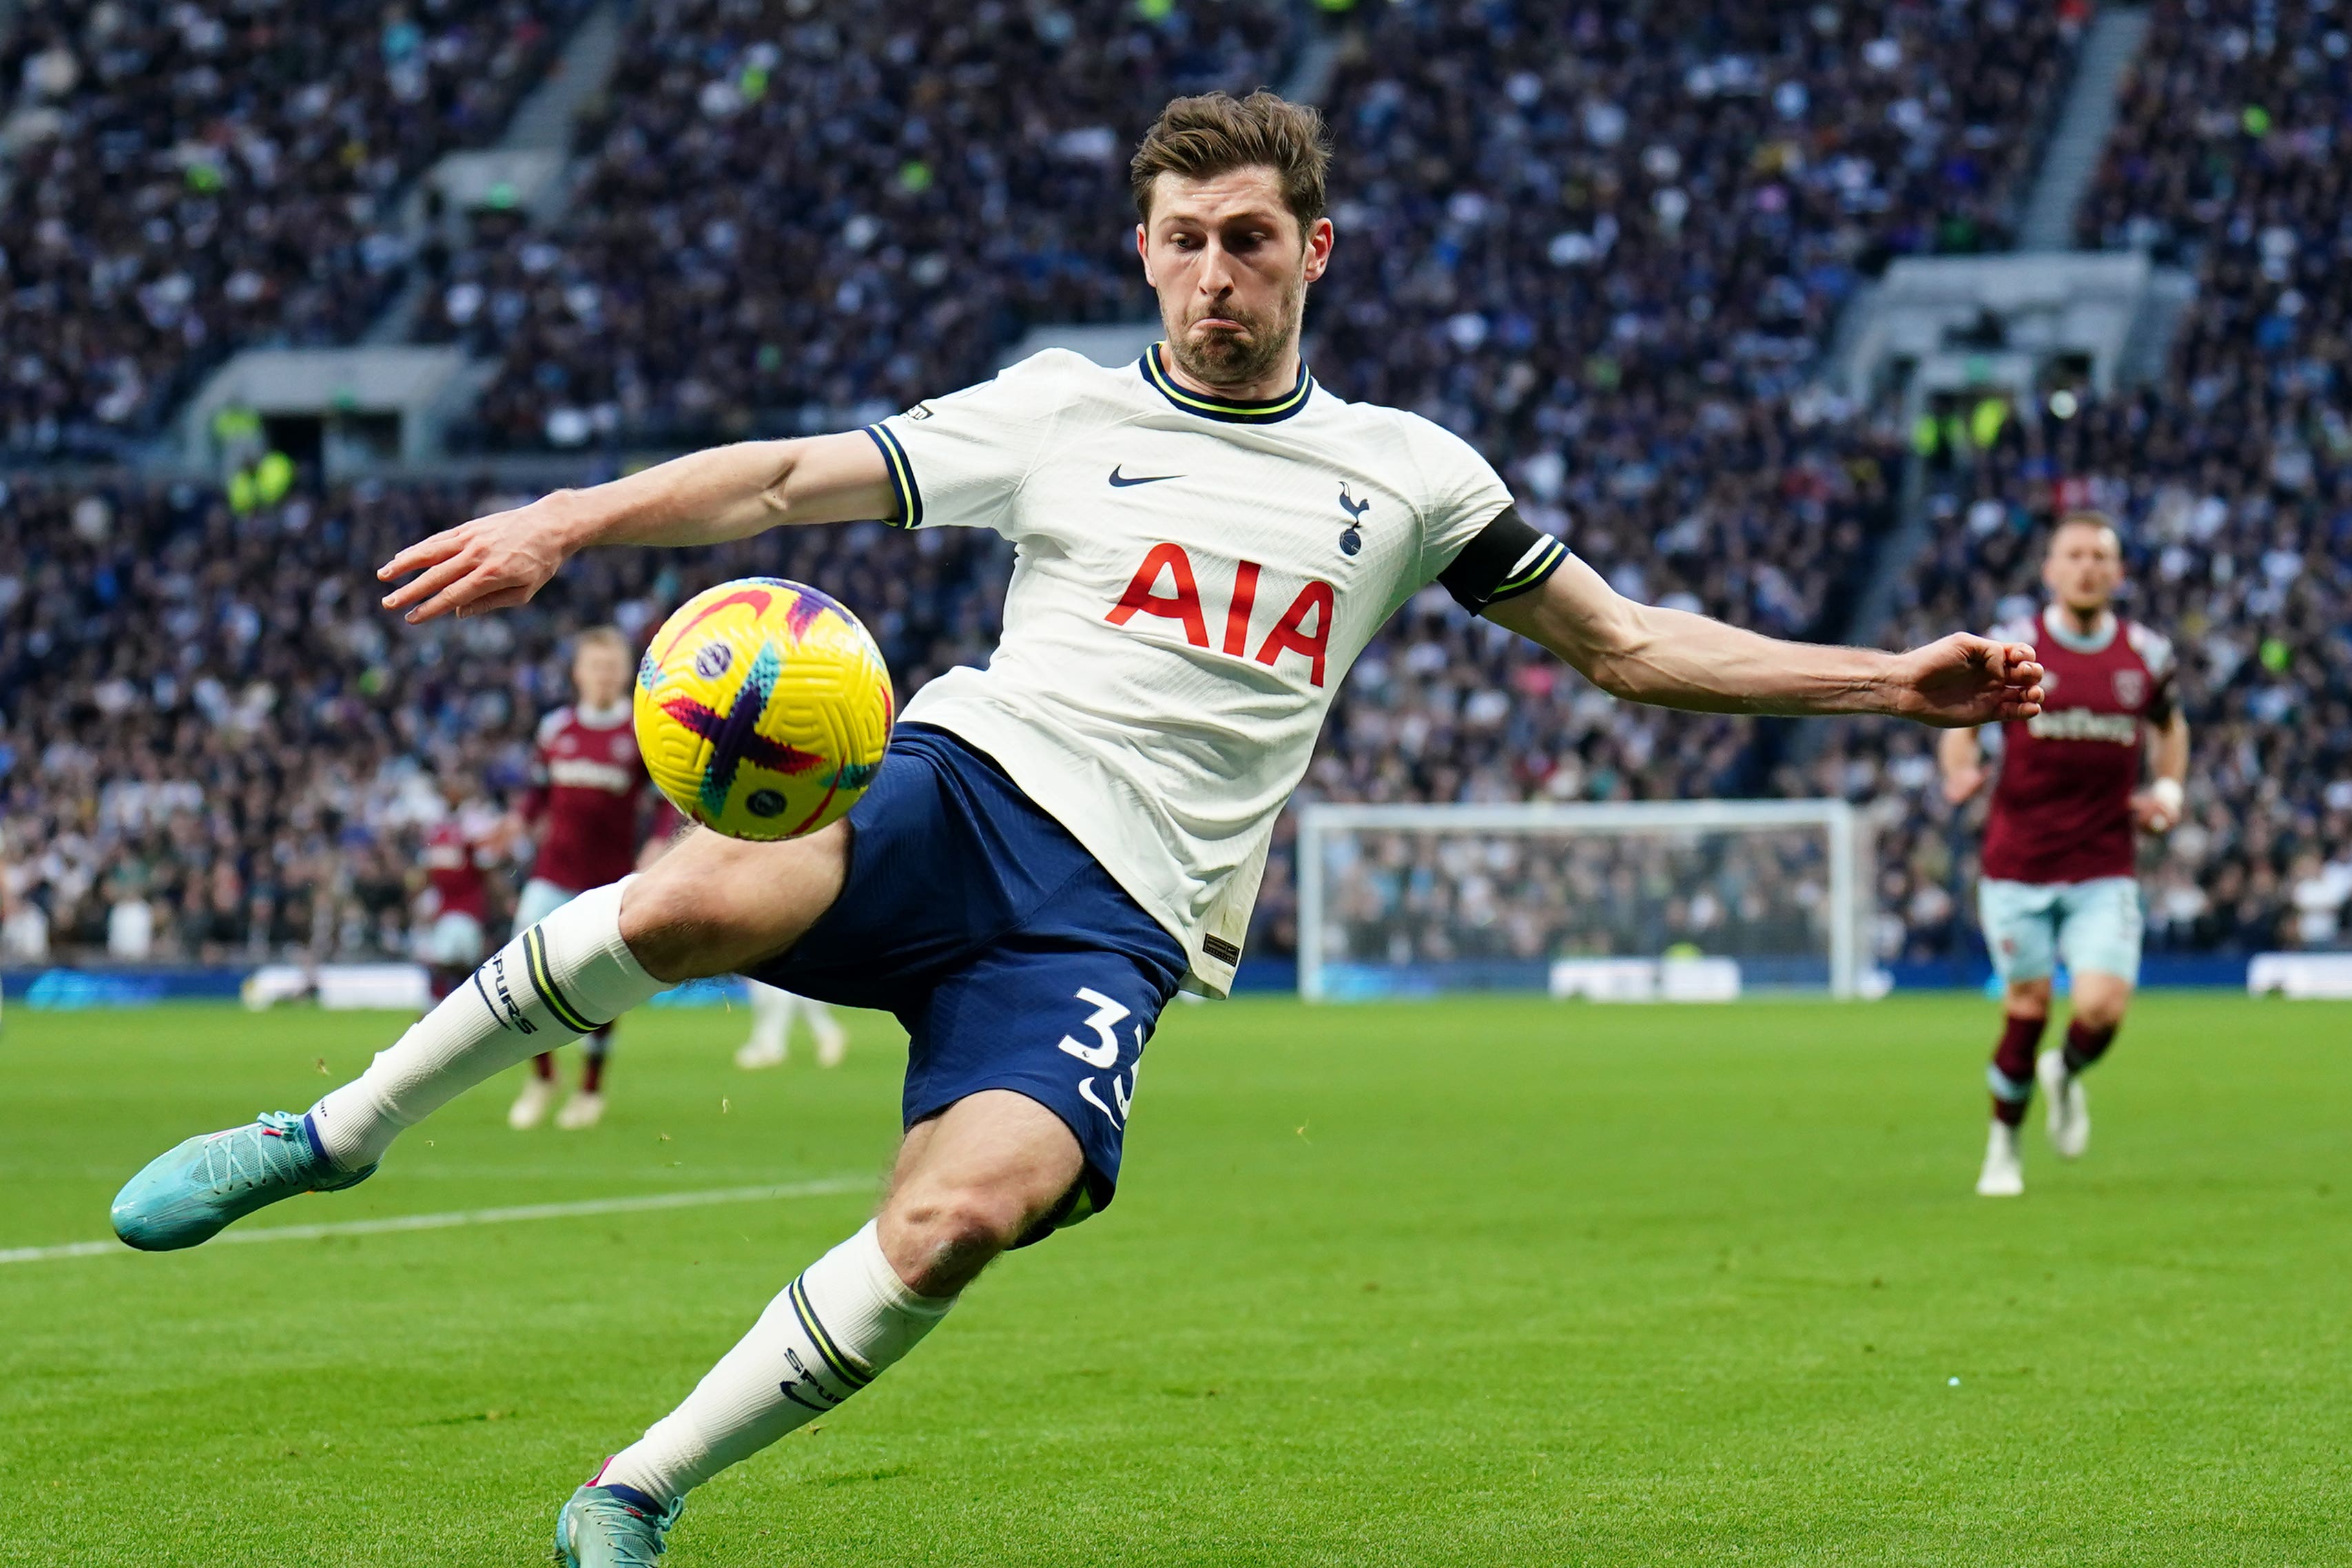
[1295, 800, 1876, 1002]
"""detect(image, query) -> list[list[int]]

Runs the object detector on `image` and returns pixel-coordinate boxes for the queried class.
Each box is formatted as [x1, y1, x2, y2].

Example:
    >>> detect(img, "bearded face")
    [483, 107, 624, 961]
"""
[1136, 166, 1331, 395]
[1164, 268, 1304, 389]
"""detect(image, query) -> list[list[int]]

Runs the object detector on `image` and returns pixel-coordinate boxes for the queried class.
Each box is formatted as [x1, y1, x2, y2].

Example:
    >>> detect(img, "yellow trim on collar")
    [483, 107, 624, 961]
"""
[1140, 343, 1313, 423]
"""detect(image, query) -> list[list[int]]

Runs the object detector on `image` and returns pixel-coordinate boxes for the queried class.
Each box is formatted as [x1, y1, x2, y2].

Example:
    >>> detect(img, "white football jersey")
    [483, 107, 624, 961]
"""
[863, 347, 1565, 996]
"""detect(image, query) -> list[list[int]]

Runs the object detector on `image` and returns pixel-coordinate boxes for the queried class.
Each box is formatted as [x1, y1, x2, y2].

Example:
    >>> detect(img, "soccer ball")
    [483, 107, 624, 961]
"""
[633, 577, 894, 840]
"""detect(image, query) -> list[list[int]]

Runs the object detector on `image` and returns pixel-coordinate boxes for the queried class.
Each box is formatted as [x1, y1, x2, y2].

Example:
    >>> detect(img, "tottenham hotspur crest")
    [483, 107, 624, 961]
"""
[1338, 484, 1371, 556]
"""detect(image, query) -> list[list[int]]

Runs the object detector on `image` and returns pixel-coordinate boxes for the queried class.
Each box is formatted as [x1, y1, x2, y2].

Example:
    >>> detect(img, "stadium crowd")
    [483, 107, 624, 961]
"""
[0, 0, 582, 459]
[0, 477, 1005, 964]
[1261, 0, 2078, 960]
[419, 0, 1299, 449]
[5, 0, 2347, 971]
[1845, 0, 2352, 964]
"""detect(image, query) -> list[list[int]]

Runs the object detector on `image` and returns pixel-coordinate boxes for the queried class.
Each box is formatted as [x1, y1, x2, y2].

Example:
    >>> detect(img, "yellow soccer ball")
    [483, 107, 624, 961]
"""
[633, 578, 894, 840]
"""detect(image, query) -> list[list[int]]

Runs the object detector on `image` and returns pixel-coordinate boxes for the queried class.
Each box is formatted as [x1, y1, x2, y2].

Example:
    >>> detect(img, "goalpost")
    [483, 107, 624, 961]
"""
[1294, 799, 1877, 1002]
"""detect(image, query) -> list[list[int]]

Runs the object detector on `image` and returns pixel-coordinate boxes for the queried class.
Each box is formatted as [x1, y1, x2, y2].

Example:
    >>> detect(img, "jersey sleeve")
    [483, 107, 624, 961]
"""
[861, 351, 1080, 536]
[521, 712, 562, 823]
[1438, 506, 1574, 614]
[1401, 415, 1568, 613]
[2128, 622, 2179, 724]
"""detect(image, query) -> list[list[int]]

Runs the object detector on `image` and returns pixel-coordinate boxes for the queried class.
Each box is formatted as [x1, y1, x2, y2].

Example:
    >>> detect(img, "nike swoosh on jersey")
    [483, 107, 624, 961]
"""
[1108, 466, 1184, 488]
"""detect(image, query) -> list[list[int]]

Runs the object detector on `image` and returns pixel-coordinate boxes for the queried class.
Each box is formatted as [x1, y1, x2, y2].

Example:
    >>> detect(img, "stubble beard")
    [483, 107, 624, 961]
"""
[1166, 276, 1304, 391]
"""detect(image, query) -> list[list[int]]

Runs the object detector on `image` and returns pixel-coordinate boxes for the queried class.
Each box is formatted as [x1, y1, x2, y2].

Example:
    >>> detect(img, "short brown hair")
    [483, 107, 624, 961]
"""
[575, 625, 629, 656]
[2053, 509, 2121, 544]
[1131, 90, 1330, 230]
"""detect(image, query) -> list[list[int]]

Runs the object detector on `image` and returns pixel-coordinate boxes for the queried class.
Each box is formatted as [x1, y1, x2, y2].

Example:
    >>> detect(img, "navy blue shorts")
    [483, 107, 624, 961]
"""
[747, 725, 1186, 1230]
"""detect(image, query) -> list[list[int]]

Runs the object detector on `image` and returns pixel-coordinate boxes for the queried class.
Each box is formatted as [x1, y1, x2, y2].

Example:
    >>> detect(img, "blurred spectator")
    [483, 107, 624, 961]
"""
[13, 0, 2344, 978]
[1252, 0, 2077, 958]
[1846, 0, 2352, 962]
[425, 0, 1296, 449]
[0, 477, 1007, 963]
[0, 0, 584, 458]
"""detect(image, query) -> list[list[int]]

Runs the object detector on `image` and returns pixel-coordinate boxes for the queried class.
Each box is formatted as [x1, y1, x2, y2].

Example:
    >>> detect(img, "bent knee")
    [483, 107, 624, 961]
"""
[2004, 977, 2053, 1017]
[619, 827, 847, 981]
[617, 863, 739, 980]
[2070, 991, 2132, 1031]
[880, 1186, 1034, 1295]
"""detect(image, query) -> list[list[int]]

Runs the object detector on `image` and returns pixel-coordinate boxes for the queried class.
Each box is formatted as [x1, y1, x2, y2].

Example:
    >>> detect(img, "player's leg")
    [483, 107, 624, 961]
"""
[2036, 878, 2144, 1160]
[424, 911, 486, 1004]
[567, 1088, 1076, 1553]
[1976, 879, 2059, 1197]
[510, 1051, 560, 1129]
[557, 1025, 613, 1129]
[564, 900, 1177, 1562]
[508, 878, 579, 1130]
[734, 980, 796, 1070]
[112, 826, 849, 1250]
[808, 996, 849, 1068]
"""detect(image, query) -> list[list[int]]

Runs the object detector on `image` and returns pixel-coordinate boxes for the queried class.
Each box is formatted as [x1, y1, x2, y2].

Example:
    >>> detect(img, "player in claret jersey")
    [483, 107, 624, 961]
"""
[504, 627, 671, 1132]
[415, 765, 505, 1003]
[1941, 513, 2191, 1197]
[116, 92, 2047, 1562]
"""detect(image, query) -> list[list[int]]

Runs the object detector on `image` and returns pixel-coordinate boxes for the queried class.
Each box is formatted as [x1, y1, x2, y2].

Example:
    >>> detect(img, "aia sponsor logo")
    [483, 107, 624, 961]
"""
[1105, 542, 1336, 686]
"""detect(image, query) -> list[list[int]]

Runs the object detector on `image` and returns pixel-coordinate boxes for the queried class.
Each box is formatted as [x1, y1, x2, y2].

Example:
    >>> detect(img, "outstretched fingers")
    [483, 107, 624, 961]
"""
[380, 548, 482, 621]
[378, 527, 468, 585]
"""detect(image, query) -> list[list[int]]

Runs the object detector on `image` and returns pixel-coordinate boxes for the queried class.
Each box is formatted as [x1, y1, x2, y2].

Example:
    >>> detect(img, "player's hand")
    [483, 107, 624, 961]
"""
[1889, 634, 2043, 728]
[378, 491, 589, 623]
[2131, 784, 2183, 834]
[1941, 763, 1987, 805]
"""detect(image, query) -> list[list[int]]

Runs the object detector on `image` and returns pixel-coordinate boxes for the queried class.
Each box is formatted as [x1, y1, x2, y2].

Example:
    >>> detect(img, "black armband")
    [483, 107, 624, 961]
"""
[1437, 505, 1570, 614]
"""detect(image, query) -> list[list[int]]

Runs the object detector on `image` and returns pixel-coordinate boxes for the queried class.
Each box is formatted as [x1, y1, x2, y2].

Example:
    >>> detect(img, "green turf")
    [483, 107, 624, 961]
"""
[3, 992, 2349, 1566]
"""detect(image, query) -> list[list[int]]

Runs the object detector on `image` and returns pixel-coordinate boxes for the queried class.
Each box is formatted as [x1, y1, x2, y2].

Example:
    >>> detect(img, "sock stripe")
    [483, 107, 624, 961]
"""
[524, 926, 600, 1035]
[787, 1275, 873, 1389]
[469, 969, 511, 1033]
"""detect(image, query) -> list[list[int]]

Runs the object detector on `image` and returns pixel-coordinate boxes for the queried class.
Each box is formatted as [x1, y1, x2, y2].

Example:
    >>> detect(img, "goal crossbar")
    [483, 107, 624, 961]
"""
[1295, 798, 1870, 1001]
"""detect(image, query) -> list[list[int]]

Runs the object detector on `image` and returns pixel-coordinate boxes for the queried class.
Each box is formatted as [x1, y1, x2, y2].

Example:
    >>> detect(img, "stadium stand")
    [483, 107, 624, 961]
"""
[5, 0, 2345, 971]
[0, 0, 586, 460]
[1256, 0, 2081, 957]
[418, 0, 1299, 450]
[1853, 0, 2352, 963]
[0, 477, 1006, 963]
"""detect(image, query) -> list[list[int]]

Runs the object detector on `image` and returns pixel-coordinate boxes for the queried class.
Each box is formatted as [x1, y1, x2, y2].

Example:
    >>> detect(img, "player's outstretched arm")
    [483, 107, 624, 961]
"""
[1937, 726, 1988, 803]
[1486, 553, 2043, 728]
[378, 432, 893, 623]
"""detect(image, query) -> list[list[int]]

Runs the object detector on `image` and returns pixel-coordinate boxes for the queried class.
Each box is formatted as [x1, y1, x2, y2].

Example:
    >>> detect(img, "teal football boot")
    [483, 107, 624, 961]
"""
[555, 1483, 684, 1566]
[111, 1111, 374, 1251]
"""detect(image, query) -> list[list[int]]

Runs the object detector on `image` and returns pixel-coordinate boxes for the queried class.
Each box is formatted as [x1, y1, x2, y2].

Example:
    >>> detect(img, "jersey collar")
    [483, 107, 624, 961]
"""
[2040, 605, 2117, 654]
[1139, 342, 1313, 424]
[574, 700, 630, 729]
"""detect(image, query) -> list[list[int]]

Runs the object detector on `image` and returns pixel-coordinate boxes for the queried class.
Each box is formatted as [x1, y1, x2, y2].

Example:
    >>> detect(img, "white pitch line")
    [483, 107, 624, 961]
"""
[0, 1176, 871, 1266]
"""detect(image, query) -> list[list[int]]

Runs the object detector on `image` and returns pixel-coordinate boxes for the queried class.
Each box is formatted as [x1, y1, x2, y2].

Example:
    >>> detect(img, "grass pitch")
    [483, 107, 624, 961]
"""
[3, 991, 2348, 1566]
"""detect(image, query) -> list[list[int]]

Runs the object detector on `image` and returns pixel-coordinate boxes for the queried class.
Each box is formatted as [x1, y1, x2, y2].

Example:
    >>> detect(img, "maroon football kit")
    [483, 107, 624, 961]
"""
[522, 703, 653, 894]
[421, 818, 493, 922]
[1981, 607, 2176, 885]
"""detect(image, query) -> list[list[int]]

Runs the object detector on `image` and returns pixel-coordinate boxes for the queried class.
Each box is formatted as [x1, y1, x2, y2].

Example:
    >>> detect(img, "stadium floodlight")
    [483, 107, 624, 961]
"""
[1295, 798, 1877, 1002]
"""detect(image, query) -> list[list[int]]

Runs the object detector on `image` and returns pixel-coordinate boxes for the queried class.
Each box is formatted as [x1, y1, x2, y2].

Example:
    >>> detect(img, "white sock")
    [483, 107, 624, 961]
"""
[309, 879, 659, 1168]
[597, 1221, 953, 1502]
[807, 998, 847, 1054]
[748, 981, 794, 1055]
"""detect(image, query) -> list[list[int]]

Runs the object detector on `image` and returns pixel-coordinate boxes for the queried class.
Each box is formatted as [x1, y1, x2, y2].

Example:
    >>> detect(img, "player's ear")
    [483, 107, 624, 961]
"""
[1301, 216, 1333, 283]
[1135, 223, 1153, 287]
